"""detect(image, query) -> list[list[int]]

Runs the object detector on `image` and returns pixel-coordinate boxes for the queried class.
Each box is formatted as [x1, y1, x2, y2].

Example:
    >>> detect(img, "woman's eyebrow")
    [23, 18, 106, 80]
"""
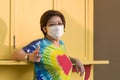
[48, 20, 62, 23]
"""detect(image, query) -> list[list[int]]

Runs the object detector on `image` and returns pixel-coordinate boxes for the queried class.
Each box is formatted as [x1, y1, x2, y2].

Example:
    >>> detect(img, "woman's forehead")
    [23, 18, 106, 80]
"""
[48, 16, 62, 23]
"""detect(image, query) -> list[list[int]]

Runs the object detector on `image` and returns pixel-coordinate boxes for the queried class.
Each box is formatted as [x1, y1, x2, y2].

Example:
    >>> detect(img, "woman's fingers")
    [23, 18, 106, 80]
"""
[34, 46, 42, 62]
[75, 65, 84, 76]
[34, 45, 40, 54]
[79, 65, 85, 76]
[75, 65, 79, 73]
[75, 59, 85, 76]
[34, 54, 42, 62]
[29, 45, 42, 62]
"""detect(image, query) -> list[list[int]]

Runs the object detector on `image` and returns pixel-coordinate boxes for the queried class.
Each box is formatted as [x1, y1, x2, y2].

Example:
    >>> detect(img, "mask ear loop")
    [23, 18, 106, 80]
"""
[64, 29, 66, 32]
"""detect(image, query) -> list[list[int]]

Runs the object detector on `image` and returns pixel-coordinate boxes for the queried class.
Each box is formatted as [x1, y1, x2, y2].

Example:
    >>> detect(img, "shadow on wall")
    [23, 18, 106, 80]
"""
[0, 18, 10, 59]
[0, 18, 34, 80]
[60, 9, 93, 60]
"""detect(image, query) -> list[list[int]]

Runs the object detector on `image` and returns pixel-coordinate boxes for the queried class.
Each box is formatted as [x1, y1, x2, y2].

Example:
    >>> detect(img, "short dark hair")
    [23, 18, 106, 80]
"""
[40, 10, 66, 36]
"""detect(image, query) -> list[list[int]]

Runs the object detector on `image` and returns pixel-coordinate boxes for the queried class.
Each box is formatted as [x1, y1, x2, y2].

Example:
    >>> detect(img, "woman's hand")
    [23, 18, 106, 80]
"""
[29, 46, 42, 62]
[74, 59, 85, 76]
[70, 57, 85, 76]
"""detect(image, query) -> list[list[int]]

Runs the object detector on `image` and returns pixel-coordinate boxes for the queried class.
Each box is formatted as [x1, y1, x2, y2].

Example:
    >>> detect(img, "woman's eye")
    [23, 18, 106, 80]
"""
[49, 24, 55, 26]
[58, 23, 64, 25]
[48, 23, 64, 27]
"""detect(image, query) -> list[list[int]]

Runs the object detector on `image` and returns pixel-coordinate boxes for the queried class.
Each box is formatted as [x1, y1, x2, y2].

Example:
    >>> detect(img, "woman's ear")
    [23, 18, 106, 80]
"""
[43, 27, 47, 33]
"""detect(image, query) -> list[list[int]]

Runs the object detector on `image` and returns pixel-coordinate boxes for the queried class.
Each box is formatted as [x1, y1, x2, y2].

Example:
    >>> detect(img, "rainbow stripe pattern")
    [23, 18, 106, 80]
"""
[22, 38, 73, 80]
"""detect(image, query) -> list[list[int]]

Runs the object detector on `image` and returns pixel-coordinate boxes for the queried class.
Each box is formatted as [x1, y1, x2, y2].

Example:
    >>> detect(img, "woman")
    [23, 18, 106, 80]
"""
[12, 10, 85, 80]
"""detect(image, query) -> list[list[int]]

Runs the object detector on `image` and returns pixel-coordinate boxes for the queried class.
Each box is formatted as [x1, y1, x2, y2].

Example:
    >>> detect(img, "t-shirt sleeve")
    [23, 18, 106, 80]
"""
[22, 40, 40, 53]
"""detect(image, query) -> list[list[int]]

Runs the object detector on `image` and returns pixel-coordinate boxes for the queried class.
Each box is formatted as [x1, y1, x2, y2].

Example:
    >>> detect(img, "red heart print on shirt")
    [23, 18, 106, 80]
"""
[57, 55, 72, 75]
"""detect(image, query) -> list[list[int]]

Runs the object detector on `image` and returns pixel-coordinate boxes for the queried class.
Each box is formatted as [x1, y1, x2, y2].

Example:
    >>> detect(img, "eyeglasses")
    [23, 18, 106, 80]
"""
[47, 23, 64, 27]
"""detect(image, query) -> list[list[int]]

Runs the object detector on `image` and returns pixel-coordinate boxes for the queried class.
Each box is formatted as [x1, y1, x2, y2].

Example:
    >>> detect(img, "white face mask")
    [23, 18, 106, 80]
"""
[47, 25, 64, 39]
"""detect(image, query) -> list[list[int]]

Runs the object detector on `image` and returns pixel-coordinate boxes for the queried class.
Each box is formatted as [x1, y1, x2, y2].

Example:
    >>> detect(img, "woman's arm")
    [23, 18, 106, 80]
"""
[12, 49, 27, 61]
[69, 56, 85, 76]
[12, 46, 41, 62]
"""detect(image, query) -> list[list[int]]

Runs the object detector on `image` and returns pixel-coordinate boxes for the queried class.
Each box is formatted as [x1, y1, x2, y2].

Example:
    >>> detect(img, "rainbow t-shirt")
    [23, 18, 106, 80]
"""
[22, 38, 73, 80]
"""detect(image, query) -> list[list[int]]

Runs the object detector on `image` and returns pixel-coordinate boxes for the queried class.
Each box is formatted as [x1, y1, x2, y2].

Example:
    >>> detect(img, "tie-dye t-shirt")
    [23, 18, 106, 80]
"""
[22, 38, 73, 80]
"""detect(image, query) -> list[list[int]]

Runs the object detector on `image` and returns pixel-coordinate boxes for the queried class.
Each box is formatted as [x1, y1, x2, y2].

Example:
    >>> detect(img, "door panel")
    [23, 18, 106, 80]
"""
[55, 0, 88, 60]
[0, 0, 10, 59]
[11, 0, 52, 48]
